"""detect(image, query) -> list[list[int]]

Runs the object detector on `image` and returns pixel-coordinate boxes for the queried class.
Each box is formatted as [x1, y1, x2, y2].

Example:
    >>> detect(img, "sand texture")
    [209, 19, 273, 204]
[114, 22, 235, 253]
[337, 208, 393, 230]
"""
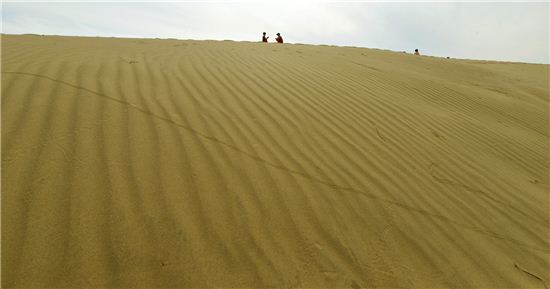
[2, 34, 549, 288]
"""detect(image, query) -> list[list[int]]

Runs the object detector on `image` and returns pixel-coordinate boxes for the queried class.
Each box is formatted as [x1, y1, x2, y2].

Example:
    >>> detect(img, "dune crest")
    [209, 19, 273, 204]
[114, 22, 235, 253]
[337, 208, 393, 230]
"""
[2, 34, 548, 288]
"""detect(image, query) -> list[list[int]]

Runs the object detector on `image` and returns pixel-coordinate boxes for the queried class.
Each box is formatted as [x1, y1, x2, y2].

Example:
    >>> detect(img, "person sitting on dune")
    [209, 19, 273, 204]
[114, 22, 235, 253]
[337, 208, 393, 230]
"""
[275, 33, 283, 43]
[262, 32, 269, 43]
[414, 49, 420, 55]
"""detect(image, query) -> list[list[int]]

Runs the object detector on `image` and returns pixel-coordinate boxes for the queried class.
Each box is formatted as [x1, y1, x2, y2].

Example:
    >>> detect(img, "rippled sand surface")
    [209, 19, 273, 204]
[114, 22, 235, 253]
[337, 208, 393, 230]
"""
[2, 34, 548, 288]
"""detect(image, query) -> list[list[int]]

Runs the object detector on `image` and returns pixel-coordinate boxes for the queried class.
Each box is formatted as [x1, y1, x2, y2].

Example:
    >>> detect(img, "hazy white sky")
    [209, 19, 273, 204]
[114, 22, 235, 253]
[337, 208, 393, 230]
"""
[2, 1, 549, 63]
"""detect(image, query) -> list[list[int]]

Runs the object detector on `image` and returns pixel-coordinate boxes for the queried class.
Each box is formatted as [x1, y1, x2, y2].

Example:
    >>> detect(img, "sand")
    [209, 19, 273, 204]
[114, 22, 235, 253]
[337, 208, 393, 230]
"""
[1, 34, 548, 288]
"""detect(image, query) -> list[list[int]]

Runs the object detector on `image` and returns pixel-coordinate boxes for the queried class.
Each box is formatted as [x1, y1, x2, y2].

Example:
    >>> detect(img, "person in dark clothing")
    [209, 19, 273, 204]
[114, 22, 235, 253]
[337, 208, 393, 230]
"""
[262, 32, 269, 43]
[275, 33, 283, 43]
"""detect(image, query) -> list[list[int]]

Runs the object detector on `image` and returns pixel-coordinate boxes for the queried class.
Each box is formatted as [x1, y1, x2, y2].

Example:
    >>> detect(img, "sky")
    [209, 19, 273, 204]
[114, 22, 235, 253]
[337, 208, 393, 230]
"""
[2, 1, 549, 64]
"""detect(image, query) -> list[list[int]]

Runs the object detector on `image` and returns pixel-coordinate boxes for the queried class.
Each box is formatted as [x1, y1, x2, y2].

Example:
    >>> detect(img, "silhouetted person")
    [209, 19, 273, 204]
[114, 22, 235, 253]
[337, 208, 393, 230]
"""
[414, 49, 420, 55]
[275, 33, 283, 43]
[262, 32, 269, 43]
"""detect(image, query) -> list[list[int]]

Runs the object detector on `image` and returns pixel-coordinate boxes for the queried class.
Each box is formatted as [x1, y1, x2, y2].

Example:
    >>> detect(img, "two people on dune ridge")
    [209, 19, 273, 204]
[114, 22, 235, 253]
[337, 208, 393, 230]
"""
[262, 32, 283, 43]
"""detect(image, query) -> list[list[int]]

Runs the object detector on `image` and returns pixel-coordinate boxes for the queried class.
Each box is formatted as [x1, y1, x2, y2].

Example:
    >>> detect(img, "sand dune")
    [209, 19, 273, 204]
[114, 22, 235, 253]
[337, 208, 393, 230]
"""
[1, 34, 548, 288]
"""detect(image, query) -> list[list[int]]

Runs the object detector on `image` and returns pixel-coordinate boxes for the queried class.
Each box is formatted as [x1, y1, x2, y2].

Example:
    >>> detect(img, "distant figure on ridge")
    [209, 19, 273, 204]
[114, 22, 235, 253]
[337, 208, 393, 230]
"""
[414, 49, 420, 55]
[275, 33, 284, 43]
[262, 32, 269, 43]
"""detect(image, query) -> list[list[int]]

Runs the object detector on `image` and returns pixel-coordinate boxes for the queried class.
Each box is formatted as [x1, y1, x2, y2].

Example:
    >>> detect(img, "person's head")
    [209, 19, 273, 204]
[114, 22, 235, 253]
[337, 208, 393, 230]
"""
[276, 33, 280, 36]
[263, 32, 266, 35]
[415, 49, 418, 52]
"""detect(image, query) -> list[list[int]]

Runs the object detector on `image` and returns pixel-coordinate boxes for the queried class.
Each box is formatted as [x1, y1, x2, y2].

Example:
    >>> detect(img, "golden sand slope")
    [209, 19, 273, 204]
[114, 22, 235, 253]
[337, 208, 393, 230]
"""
[2, 34, 548, 288]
